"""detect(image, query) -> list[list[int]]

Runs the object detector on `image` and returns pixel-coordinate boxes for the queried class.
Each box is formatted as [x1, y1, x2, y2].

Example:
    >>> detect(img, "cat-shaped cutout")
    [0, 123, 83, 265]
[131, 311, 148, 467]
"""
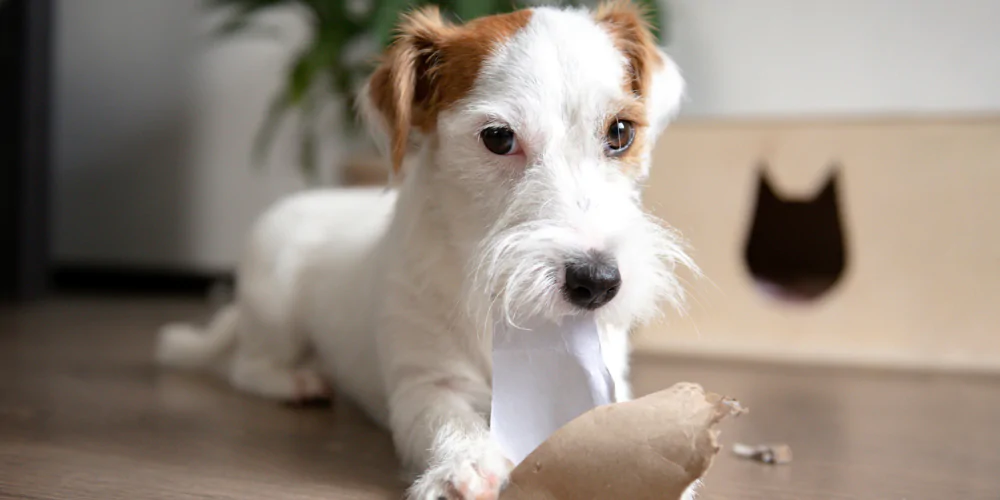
[744, 165, 848, 301]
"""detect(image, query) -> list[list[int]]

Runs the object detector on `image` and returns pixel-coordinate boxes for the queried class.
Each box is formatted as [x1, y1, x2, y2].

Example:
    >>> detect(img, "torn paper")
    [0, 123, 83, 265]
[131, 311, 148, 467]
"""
[490, 315, 615, 466]
[732, 442, 793, 465]
[499, 383, 745, 500]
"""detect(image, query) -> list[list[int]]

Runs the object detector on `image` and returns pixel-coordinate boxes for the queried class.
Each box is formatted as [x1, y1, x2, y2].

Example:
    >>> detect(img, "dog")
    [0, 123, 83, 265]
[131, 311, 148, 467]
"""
[156, 1, 697, 498]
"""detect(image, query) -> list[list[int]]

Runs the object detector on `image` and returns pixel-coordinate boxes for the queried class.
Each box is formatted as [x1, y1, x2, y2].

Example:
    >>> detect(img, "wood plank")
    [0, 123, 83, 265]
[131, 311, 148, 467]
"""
[1, 297, 998, 499]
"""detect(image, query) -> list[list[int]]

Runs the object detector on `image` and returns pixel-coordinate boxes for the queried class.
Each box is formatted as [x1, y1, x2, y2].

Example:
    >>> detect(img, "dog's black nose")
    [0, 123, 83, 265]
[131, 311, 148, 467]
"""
[564, 256, 622, 310]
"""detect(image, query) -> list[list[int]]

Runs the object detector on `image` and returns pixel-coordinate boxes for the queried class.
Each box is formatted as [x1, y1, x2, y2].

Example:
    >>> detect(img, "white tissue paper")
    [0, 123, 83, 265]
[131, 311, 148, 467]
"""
[490, 315, 616, 466]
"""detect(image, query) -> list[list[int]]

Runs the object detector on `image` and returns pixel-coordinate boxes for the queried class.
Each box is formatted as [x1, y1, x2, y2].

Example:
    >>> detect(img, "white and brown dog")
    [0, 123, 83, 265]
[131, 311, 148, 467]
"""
[156, 1, 696, 498]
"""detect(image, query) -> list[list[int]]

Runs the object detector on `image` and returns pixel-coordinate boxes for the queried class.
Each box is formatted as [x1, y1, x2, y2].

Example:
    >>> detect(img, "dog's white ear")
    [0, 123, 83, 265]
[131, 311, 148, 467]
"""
[646, 48, 685, 137]
[594, 0, 684, 138]
[359, 7, 450, 174]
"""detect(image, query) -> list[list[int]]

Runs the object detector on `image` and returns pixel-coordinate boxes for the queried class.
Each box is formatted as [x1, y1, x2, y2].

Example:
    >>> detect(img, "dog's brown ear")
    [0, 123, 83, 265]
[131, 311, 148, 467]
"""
[363, 7, 450, 174]
[596, 0, 683, 147]
[594, 0, 663, 100]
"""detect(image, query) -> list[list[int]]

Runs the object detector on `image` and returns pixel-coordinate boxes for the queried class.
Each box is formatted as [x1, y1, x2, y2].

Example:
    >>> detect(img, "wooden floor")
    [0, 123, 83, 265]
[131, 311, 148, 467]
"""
[1, 297, 999, 499]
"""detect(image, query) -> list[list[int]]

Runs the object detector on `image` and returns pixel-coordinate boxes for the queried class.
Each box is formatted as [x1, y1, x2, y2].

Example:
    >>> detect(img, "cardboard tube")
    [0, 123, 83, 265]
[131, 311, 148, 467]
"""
[499, 382, 744, 500]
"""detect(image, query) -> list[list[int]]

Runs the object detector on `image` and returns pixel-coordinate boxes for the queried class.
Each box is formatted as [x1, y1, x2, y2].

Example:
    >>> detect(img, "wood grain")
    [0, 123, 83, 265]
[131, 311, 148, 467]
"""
[1, 297, 999, 499]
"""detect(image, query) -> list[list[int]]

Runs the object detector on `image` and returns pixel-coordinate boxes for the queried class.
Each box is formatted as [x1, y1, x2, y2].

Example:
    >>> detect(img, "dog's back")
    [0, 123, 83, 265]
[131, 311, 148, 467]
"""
[157, 187, 397, 419]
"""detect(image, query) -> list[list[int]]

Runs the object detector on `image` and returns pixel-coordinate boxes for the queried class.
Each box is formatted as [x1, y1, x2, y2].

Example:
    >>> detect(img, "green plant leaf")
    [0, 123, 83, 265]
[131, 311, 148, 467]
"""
[297, 81, 324, 183]
[371, 0, 415, 50]
[491, 0, 522, 15]
[289, 51, 319, 104]
[299, 123, 318, 183]
[251, 86, 291, 171]
[214, 14, 253, 37]
[309, 0, 336, 23]
[633, 0, 665, 42]
[452, 0, 496, 22]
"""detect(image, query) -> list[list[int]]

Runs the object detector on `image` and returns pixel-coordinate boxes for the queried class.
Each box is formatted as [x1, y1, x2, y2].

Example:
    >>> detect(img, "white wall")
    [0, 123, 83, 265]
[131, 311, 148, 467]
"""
[51, 0, 350, 272]
[665, 0, 1000, 119]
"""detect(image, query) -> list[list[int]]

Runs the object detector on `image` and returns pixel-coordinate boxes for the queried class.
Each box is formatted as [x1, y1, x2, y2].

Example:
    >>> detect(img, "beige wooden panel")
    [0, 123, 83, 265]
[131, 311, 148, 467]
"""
[635, 118, 1000, 372]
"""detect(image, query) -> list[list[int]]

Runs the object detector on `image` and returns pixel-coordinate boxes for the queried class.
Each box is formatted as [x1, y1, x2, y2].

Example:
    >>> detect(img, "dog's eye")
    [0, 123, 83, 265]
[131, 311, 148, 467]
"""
[480, 126, 519, 155]
[605, 119, 635, 156]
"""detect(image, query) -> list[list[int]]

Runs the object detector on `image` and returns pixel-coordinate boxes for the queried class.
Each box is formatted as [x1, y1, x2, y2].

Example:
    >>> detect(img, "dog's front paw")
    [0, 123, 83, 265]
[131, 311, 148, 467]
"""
[406, 446, 512, 500]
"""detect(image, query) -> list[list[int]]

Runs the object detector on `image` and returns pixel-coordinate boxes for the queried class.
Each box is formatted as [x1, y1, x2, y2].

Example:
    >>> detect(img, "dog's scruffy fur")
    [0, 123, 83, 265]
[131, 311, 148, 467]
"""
[156, 1, 697, 498]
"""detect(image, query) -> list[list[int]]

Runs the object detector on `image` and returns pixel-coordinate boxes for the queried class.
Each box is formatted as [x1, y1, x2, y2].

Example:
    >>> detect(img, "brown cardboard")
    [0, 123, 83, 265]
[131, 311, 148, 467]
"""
[499, 382, 744, 500]
[634, 118, 1000, 373]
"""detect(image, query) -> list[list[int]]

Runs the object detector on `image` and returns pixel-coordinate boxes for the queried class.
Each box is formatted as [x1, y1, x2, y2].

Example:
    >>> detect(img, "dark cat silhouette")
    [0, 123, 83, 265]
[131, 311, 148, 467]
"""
[744, 166, 848, 301]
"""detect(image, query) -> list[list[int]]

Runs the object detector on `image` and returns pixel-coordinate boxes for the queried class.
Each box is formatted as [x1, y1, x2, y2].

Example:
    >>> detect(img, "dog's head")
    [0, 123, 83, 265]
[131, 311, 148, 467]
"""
[360, 0, 695, 329]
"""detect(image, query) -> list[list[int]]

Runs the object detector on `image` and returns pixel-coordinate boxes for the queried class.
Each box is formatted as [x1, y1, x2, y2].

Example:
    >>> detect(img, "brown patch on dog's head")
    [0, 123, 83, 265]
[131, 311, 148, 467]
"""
[595, 0, 664, 99]
[594, 0, 664, 176]
[365, 7, 533, 173]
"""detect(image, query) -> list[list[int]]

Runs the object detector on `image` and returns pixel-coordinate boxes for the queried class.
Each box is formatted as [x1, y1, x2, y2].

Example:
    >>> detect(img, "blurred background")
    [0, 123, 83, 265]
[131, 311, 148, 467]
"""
[5, 0, 998, 301]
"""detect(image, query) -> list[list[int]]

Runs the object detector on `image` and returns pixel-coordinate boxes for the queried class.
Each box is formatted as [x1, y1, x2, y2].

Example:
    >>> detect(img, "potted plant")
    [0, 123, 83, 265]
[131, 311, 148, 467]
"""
[210, 0, 666, 185]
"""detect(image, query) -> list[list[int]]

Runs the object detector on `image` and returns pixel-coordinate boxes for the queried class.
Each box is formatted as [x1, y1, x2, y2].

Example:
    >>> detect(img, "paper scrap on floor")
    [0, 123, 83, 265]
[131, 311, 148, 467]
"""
[732, 442, 794, 464]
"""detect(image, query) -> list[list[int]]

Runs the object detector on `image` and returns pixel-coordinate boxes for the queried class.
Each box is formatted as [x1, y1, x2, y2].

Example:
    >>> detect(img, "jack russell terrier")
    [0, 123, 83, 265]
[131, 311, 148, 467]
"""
[157, 1, 697, 498]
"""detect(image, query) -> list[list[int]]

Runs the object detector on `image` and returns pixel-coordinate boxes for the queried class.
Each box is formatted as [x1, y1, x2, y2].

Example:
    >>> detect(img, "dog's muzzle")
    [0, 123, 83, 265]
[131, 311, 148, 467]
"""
[563, 253, 621, 310]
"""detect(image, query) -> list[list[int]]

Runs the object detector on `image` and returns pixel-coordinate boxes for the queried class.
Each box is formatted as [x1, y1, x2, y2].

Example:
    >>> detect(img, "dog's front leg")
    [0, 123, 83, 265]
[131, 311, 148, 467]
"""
[389, 375, 511, 500]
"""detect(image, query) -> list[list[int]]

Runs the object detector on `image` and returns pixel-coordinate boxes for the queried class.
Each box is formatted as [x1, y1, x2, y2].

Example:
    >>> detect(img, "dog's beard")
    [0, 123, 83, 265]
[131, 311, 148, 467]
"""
[466, 165, 698, 332]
